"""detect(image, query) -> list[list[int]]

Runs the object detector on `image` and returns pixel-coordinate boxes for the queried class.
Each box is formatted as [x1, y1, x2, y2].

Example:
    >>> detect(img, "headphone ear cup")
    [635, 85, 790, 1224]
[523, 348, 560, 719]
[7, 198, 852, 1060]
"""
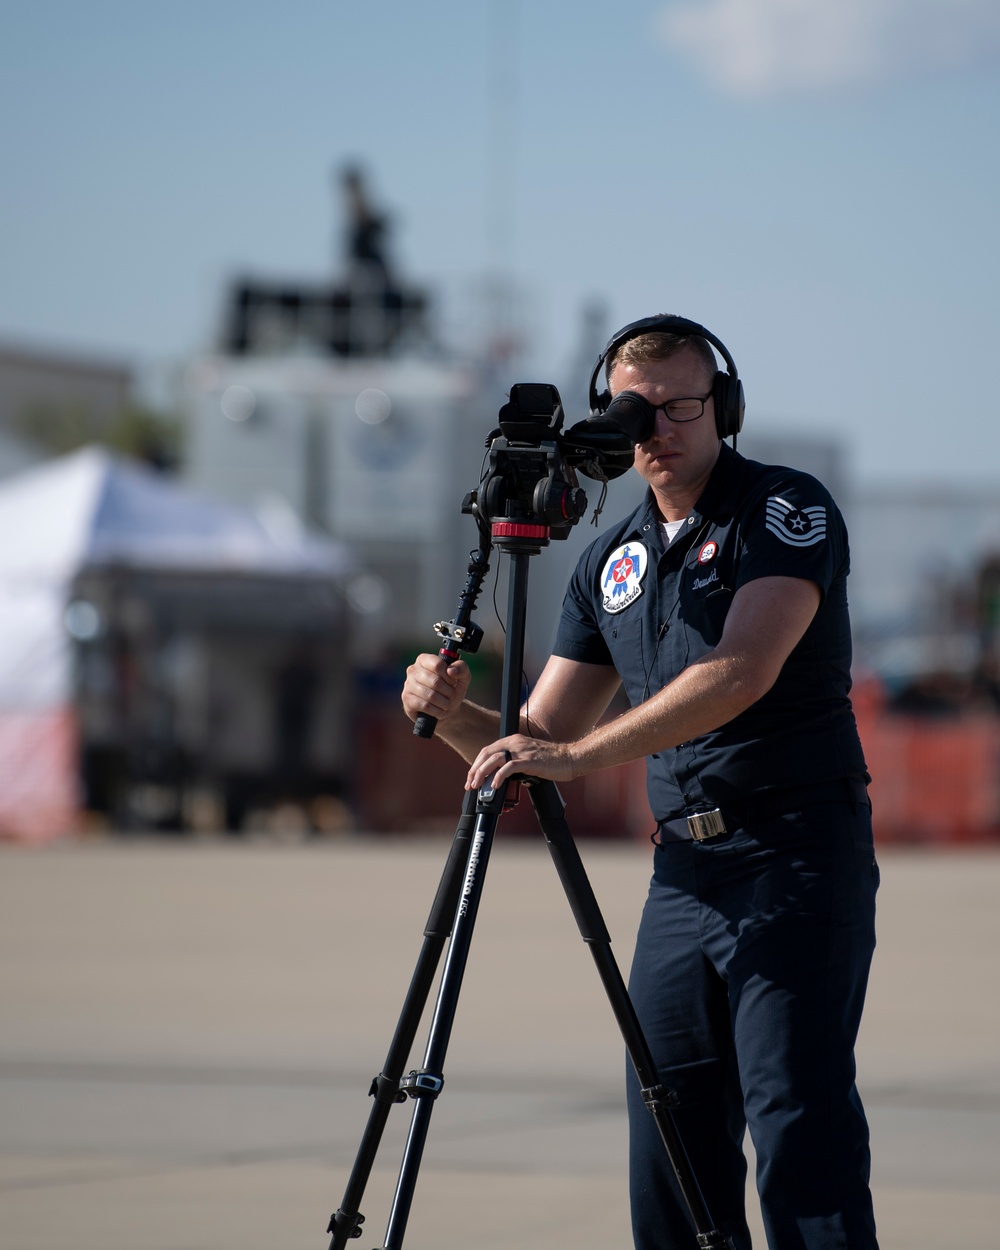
[713, 372, 745, 439]
[592, 387, 611, 415]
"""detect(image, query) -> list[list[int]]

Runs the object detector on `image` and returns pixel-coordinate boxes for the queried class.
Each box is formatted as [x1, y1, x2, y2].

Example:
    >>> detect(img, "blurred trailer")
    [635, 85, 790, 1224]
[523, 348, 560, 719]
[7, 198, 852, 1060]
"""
[0, 447, 353, 841]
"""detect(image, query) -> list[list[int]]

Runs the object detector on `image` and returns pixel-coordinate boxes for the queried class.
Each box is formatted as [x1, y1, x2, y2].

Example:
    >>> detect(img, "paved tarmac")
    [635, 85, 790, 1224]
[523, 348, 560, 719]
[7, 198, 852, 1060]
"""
[0, 833, 998, 1250]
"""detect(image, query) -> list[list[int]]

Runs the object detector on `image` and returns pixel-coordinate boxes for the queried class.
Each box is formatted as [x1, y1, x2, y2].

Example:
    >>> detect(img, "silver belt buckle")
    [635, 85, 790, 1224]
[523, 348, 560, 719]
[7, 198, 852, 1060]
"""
[686, 808, 726, 841]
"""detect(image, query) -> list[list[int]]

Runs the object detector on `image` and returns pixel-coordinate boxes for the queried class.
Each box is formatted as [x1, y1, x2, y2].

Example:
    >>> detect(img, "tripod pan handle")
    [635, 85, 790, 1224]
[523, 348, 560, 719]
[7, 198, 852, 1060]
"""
[413, 713, 437, 739]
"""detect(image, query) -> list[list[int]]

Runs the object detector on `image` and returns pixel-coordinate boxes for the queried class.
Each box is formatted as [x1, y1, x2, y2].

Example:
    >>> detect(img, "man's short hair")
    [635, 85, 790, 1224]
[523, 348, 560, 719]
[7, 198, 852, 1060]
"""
[606, 332, 718, 390]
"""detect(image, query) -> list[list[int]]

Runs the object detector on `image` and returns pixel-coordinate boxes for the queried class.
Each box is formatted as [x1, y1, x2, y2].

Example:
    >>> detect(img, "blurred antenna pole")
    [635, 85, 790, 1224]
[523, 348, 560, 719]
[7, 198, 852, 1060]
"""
[565, 297, 610, 416]
[482, 0, 522, 372]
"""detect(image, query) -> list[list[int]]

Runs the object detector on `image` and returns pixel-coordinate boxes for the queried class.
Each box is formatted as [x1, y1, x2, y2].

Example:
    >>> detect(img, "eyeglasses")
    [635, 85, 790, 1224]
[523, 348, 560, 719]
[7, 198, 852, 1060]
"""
[652, 392, 713, 423]
[602, 388, 716, 444]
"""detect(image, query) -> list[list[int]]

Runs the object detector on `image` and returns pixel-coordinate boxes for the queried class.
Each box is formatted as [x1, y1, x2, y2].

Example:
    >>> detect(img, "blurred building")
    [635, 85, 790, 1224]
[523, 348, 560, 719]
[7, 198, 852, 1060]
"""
[849, 485, 1000, 691]
[0, 340, 132, 472]
[182, 352, 489, 660]
[181, 169, 496, 662]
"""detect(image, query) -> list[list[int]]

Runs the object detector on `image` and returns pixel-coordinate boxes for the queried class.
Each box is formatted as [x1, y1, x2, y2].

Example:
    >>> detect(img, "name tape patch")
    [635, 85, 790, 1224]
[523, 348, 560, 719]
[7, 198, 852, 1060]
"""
[765, 496, 827, 547]
[600, 542, 648, 613]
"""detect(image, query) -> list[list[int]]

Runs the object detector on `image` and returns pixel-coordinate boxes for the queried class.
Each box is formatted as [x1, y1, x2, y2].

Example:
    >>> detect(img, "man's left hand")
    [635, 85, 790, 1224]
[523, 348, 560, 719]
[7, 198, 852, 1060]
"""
[466, 735, 579, 792]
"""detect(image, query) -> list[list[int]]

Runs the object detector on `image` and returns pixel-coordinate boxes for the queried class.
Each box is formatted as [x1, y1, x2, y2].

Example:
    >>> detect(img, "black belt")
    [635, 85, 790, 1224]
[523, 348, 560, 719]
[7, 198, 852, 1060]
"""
[655, 777, 870, 844]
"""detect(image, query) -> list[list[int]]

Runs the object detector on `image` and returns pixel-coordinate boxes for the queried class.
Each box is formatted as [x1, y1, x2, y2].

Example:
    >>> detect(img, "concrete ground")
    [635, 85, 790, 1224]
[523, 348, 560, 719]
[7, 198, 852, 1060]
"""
[0, 833, 998, 1250]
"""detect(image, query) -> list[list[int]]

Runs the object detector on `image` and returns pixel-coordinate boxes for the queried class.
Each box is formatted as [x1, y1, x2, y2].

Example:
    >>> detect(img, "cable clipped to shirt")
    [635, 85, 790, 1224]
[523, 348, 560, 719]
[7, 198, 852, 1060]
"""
[641, 612, 677, 705]
[639, 518, 715, 704]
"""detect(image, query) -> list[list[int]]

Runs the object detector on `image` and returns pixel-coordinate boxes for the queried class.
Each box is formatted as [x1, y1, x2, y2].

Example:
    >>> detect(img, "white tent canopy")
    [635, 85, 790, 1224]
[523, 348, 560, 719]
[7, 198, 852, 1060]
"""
[0, 444, 349, 582]
[0, 446, 350, 710]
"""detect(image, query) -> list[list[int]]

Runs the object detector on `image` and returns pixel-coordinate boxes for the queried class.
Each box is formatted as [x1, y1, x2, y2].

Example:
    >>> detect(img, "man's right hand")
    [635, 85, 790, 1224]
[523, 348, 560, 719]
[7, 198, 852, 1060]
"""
[401, 653, 472, 726]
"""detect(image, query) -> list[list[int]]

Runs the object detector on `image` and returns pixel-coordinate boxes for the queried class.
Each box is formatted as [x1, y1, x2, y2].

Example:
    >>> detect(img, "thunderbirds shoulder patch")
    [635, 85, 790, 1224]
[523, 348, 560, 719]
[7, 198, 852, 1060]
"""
[600, 542, 648, 613]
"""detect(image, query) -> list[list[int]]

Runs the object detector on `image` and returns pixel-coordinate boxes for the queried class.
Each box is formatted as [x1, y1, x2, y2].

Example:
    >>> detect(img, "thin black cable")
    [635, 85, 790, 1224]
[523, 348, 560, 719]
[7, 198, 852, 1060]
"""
[640, 595, 683, 705]
[639, 518, 715, 703]
[490, 563, 507, 644]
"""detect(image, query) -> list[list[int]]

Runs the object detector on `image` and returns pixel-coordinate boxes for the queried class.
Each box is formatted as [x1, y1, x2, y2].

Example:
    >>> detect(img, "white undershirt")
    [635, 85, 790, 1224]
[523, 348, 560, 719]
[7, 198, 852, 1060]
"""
[660, 519, 686, 547]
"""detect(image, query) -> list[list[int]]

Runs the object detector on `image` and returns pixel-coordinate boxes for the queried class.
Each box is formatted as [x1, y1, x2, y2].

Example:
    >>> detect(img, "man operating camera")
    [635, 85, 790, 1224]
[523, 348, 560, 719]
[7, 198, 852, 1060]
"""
[401, 315, 879, 1250]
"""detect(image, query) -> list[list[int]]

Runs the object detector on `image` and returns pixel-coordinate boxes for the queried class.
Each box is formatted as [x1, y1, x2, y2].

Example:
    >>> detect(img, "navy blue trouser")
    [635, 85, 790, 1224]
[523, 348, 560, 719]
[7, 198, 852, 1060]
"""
[626, 800, 879, 1250]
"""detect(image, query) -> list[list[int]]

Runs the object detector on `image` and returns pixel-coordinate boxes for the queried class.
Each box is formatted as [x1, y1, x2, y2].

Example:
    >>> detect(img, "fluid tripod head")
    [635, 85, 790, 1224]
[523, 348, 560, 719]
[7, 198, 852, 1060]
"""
[463, 382, 634, 543]
[411, 383, 634, 740]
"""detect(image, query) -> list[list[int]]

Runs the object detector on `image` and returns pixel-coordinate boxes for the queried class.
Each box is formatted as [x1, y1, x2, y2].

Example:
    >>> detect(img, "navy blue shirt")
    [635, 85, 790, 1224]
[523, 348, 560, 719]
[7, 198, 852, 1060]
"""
[552, 443, 868, 821]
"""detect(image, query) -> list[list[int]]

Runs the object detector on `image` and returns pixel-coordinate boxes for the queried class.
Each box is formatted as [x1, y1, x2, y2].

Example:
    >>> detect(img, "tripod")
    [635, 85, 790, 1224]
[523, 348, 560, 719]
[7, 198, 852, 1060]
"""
[326, 522, 732, 1250]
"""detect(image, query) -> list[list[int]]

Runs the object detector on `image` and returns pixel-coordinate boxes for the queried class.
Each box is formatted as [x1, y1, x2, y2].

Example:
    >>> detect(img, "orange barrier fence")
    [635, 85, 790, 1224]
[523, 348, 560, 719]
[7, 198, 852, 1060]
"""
[356, 709, 653, 839]
[358, 703, 1000, 845]
[855, 705, 1000, 844]
[0, 707, 81, 844]
[7, 697, 994, 845]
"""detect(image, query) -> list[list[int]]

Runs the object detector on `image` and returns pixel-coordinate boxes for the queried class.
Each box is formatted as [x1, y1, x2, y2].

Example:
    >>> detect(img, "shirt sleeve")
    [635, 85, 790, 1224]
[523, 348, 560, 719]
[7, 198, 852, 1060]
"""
[552, 550, 615, 665]
[734, 470, 848, 599]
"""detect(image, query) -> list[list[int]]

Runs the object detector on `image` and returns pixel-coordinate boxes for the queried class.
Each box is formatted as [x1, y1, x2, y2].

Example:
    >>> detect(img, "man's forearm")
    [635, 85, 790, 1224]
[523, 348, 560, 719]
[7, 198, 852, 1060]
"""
[432, 699, 504, 763]
[462, 649, 762, 793]
[431, 697, 556, 764]
[571, 650, 762, 775]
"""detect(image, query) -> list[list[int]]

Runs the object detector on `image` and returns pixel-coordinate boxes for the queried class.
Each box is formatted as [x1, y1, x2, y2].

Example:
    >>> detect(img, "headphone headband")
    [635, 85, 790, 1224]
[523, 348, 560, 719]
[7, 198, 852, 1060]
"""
[588, 313, 744, 442]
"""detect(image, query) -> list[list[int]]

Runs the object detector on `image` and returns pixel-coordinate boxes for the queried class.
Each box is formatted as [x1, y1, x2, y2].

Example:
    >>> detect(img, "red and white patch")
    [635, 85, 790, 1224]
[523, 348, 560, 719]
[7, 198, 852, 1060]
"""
[697, 541, 718, 565]
[600, 542, 648, 614]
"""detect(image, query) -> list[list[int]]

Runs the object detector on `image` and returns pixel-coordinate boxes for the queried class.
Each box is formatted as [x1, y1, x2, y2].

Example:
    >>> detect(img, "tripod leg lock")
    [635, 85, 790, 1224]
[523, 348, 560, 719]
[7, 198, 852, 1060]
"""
[327, 1207, 365, 1243]
[399, 1069, 445, 1099]
[696, 1234, 736, 1249]
[640, 1082, 680, 1113]
[368, 1072, 408, 1103]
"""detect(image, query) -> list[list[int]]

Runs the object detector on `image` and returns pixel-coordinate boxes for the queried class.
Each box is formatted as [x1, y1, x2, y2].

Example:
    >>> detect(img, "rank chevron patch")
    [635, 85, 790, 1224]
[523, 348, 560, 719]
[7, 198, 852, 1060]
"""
[765, 495, 827, 547]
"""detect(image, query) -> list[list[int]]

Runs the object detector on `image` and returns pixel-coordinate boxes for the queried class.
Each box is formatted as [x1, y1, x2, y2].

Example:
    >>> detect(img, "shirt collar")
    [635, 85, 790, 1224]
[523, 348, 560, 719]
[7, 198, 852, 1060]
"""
[627, 442, 746, 542]
[690, 441, 745, 524]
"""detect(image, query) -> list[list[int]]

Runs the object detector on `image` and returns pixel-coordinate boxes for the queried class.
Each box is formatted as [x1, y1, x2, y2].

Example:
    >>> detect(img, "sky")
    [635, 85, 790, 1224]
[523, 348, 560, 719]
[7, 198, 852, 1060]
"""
[1, 0, 998, 486]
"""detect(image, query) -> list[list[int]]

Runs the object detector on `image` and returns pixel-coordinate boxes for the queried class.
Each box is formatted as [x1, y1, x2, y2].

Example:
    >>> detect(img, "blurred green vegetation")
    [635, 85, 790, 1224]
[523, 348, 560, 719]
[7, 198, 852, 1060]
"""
[15, 399, 182, 470]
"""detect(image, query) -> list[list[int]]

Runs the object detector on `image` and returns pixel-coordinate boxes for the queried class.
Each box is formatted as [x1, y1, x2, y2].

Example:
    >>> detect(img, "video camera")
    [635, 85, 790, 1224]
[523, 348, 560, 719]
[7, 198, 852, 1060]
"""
[465, 383, 634, 542]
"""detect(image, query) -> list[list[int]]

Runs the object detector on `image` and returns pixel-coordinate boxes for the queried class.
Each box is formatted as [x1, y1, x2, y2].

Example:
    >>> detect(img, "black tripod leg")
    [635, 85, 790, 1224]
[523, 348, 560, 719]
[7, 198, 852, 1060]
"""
[327, 791, 478, 1250]
[528, 779, 733, 1250]
[375, 546, 533, 1249]
[380, 790, 505, 1250]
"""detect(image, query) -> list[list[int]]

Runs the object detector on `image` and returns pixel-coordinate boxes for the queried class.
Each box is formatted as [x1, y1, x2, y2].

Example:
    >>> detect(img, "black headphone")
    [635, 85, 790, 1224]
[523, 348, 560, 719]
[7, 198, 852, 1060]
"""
[588, 313, 745, 444]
